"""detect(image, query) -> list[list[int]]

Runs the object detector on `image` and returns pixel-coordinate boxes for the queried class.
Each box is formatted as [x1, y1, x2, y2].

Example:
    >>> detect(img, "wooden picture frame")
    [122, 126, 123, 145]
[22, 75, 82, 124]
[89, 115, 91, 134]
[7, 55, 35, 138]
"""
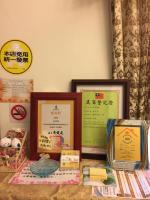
[71, 79, 129, 159]
[30, 92, 82, 160]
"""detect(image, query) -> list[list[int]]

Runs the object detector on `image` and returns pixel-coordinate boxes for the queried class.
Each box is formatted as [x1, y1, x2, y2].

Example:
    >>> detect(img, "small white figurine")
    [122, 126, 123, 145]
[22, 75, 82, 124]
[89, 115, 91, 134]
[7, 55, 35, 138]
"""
[0, 137, 12, 147]
[11, 138, 21, 149]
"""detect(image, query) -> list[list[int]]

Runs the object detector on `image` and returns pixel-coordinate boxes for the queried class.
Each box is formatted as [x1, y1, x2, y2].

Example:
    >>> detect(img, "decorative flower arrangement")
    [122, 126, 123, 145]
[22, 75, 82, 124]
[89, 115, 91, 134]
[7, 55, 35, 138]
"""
[0, 128, 27, 171]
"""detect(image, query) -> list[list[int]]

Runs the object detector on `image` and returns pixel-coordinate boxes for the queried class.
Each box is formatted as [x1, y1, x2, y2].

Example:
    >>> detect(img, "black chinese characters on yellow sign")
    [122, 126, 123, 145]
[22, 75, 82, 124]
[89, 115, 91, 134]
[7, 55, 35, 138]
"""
[0, 40, 32, 74]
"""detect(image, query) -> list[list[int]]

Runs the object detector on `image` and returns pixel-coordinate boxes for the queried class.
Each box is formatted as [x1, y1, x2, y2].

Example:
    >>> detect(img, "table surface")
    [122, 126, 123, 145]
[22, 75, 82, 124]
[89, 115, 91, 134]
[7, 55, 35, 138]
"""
[0, 160, 139, 200]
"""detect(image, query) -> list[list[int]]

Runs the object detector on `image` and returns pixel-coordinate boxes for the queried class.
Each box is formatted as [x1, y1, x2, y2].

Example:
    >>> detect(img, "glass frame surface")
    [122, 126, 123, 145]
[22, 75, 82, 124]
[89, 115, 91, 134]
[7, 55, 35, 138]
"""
[107, 119, 149, 170]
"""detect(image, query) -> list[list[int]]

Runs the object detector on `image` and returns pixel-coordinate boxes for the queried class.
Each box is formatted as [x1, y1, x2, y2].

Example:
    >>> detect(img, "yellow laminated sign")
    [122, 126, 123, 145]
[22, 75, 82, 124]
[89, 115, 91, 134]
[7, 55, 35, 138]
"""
[89, 168, 107, 181]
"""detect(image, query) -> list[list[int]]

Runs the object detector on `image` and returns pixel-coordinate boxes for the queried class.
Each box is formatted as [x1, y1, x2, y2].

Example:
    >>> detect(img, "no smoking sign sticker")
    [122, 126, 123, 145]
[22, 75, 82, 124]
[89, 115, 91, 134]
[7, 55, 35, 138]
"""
[11, 105, 27, 120]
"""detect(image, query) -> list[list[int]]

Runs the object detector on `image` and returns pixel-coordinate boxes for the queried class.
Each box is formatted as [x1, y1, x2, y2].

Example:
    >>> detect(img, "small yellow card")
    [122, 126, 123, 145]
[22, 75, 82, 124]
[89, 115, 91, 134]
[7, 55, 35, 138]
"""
[114, 126, 141, 161]
[90, 168, 107, 181]
[90, 175, 107, 181]
[60, 150, 80, 170]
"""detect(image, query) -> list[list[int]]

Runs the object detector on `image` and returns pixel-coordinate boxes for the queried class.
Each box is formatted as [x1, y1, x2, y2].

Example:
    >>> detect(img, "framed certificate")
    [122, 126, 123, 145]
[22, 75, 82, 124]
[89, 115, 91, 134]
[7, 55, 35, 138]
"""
[107, 119, 149, 170]
[71, 79, 129, 159]
[30, 92, 82, 160]
[114, 125, 141, 161]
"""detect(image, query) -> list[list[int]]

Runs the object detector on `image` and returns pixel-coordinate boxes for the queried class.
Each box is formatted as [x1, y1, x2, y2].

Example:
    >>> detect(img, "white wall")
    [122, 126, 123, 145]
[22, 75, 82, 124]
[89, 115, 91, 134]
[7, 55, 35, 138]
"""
[0, 0, 112, 91]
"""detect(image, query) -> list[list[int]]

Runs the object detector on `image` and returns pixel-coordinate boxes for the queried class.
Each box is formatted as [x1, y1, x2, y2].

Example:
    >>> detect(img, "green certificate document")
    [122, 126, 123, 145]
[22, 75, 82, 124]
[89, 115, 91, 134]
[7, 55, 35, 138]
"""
[82, 91, 119, 154]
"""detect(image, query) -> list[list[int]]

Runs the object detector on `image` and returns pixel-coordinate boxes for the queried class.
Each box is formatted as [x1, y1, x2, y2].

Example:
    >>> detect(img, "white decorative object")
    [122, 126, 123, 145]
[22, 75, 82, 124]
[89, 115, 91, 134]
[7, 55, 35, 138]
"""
[11, 138, 21, 149]
[0, 137, 11, 147]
